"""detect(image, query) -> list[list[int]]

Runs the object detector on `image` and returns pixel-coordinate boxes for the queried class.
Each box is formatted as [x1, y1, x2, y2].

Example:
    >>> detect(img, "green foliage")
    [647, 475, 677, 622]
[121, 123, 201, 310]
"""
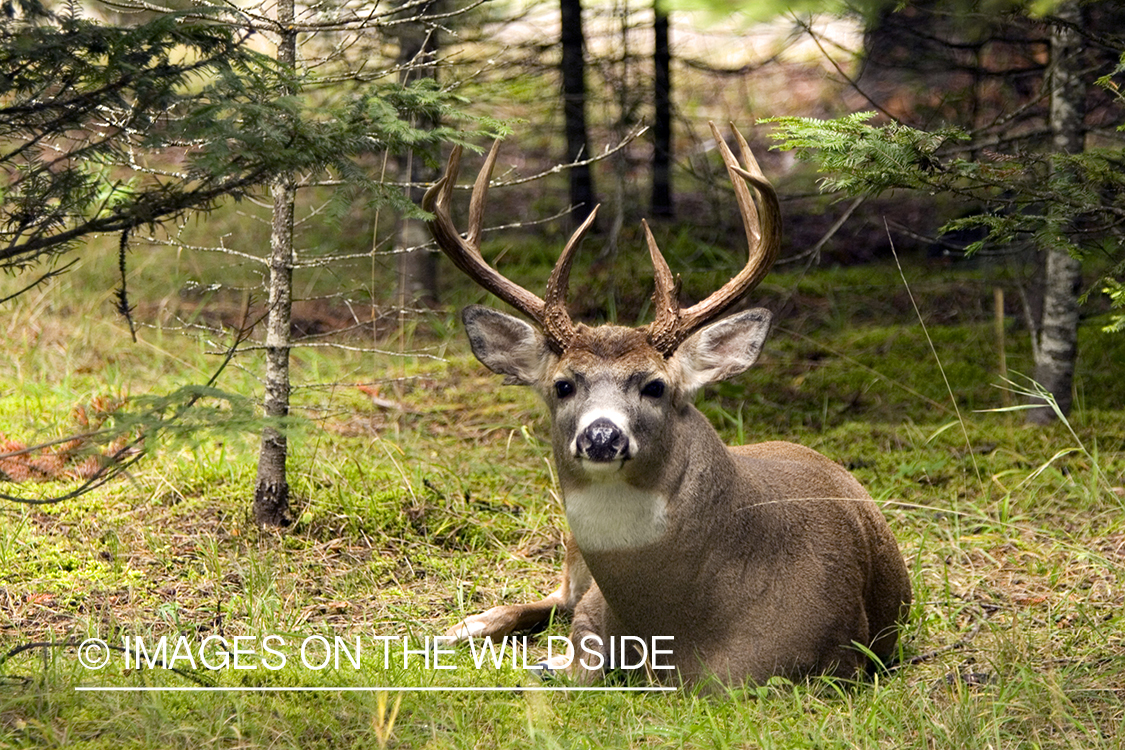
[1103, 279, 1125, 333]
[0, 1, 502, 276]
[661, 0, 1067, 24]
[765, 26, 1125, 278]
[767, 112, 970, 195]
[767, 104, 1125, 300]
[2, 249, 1124, 747]
[1, 4, 255, 266]
[662, 0, 857, 23]
[1096, 50, 1125, 95]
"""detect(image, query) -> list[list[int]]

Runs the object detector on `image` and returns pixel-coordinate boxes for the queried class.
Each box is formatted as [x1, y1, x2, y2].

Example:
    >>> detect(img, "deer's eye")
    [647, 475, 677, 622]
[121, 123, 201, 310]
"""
[555, 380, 575, 399]
[641, 380, 666, 399]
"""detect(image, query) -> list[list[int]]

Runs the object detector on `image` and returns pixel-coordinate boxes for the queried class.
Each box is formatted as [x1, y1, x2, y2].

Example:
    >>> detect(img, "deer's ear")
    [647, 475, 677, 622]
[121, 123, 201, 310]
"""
[462, 305, 554, 386]
[672, 309, 772, 393]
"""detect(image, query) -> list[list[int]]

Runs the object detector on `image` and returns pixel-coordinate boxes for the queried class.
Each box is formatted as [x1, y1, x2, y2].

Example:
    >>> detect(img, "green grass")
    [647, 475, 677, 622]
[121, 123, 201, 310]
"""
[1, 238, 1123, 749]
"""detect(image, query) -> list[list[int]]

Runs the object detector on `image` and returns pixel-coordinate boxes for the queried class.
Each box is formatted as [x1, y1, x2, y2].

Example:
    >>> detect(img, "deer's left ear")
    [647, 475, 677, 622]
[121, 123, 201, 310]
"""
[671, 309, 772, 393]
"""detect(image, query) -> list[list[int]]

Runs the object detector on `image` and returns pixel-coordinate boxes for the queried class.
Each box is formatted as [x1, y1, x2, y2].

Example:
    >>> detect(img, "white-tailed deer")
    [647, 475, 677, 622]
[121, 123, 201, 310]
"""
[424, 123, 912, 687]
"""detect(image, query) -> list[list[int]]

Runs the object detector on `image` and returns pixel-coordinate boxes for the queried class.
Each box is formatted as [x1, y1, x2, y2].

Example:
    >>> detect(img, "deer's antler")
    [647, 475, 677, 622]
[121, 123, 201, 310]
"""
[643, 122, 781, 354]
[426, 123, 778, 356]
[423, 140, 598, 352]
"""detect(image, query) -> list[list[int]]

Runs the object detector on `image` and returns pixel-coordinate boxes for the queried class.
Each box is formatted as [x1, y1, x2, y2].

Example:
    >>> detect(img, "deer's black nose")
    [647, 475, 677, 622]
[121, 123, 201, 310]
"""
[577, 418, 629, 462]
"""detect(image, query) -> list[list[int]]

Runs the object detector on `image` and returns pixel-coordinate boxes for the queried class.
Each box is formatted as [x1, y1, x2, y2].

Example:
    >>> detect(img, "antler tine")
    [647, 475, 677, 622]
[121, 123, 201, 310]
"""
[643, 219, 681, 351]
[687, 122, 780, 323]
[541, 205, 599, 348]
[422, 143, 462, 226]
[646, 122, 781, 354]
[465, 139, 501, 248]
[424, 141, 564, 340]
[731, 124, 768, 186]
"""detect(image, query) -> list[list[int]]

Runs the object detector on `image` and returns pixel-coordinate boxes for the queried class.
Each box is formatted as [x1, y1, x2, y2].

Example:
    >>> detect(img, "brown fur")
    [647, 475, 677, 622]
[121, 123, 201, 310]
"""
[446, 308, 912, 687]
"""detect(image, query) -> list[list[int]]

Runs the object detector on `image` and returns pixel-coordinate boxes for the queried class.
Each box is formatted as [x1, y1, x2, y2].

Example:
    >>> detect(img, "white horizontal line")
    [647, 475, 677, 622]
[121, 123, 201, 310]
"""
[75, 685, 677, 693]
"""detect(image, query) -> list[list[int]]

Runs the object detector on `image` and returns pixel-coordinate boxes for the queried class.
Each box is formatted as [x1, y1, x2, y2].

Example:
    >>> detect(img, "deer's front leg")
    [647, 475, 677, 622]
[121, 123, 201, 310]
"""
[564, 582, 613, 684]
[446, 535, 592, 642]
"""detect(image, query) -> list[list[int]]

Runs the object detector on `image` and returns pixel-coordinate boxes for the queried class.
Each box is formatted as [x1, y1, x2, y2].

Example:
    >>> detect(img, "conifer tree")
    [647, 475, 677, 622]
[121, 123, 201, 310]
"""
[1, 1, 290, 284]
[769, 2, 1124, 423]
[2, 0, 499, 516]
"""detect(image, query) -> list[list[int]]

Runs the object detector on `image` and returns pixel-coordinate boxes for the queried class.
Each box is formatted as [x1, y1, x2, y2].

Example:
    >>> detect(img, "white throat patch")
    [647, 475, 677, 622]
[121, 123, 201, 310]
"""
[565, 483, 668, 552]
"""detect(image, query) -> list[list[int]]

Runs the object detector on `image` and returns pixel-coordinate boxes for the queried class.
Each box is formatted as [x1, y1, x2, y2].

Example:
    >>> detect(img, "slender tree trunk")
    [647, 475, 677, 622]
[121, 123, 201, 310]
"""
[1029, 1, 1085, 424]
[396, 1, 441, 308]
[651, 3, 673, 218]
[560, 0, 597, 226]
[606, 0, 630, 258]
[253, 0, 296, 526]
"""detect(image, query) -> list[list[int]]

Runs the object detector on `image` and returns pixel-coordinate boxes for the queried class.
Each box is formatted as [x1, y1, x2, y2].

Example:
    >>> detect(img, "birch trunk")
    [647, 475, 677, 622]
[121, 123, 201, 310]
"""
[253, 0, 296, 526]
[1029, 1, 1085, 425]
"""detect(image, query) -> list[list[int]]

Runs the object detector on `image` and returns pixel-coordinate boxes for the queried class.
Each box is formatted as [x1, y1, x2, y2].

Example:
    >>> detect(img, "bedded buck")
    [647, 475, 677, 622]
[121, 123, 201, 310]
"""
[424, 123, 911, 686]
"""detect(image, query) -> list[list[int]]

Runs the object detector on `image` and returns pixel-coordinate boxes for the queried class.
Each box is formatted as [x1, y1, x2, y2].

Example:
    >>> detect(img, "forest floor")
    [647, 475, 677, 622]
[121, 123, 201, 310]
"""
[0, 239, 1123, 749]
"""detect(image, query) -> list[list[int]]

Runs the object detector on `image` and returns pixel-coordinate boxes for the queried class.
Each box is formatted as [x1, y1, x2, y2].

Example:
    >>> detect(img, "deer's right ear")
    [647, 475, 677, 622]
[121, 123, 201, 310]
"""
[462, 305, 553, 386]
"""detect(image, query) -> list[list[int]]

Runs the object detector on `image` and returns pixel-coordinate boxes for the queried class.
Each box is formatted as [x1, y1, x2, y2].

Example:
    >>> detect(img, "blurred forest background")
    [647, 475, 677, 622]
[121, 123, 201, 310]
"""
[4, 0, 1123, 524]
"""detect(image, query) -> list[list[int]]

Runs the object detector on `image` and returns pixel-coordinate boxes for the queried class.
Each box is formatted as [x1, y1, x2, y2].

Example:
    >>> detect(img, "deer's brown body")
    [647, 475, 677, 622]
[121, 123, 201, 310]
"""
[426, 125, 911, 686]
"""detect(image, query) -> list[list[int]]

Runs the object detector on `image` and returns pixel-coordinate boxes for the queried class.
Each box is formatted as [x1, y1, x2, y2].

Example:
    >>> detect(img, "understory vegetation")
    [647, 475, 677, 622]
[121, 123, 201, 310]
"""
[1, 235, 1123, 749]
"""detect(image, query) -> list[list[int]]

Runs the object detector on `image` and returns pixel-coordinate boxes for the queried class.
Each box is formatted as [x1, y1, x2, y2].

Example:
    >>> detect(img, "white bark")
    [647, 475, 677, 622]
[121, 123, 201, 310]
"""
[1029, 0, 1085, 425]
[395, 2, 441, 309]
[253, 0, 297, 525]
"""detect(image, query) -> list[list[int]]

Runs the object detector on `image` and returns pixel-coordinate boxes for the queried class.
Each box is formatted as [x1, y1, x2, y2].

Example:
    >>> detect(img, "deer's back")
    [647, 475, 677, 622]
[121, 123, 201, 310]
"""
[720, 440, 912, 676]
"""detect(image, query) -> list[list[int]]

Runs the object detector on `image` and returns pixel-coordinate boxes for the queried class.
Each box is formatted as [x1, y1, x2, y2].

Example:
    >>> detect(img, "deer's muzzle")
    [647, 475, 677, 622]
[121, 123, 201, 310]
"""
[576, 418, 630, 463]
